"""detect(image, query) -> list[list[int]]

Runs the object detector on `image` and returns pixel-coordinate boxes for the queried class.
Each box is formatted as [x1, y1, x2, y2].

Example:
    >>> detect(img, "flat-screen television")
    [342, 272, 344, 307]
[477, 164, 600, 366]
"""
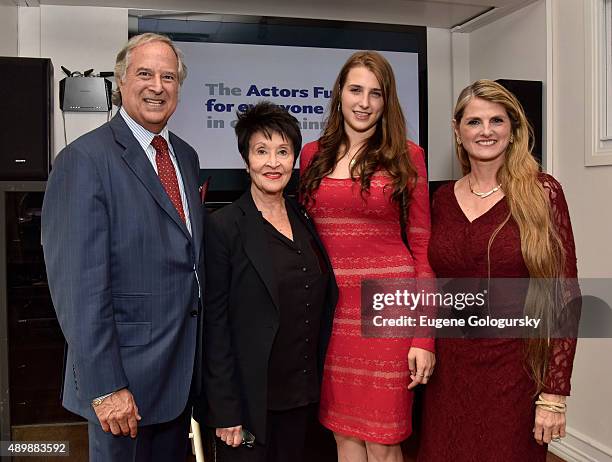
[136, 16, 428, 201]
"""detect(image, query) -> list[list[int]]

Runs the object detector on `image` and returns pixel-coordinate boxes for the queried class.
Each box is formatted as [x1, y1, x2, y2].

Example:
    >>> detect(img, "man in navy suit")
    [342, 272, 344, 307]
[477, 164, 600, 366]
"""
[42, 33, 204, 461]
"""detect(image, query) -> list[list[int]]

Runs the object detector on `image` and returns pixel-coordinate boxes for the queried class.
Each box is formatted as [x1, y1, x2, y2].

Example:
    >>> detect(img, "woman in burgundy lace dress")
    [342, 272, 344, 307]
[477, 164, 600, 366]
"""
[418, 80, 579, 461]
[300, 51, 435, 462]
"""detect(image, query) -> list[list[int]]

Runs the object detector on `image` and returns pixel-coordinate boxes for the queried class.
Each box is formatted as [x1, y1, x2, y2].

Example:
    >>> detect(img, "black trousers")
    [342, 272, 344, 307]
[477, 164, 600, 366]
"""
[215, 404, 317, 462]
[88, 406, 191, 462]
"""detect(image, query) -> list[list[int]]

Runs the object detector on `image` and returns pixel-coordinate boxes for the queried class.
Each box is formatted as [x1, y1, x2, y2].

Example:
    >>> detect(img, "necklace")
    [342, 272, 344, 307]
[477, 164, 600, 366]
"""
[342, 144, 361, 169]
[468, 176, 502, 199]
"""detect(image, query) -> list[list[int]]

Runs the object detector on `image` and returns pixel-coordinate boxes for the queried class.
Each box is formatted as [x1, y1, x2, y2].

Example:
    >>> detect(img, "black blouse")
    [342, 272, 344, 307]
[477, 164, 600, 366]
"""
[262, 204, 329, 410]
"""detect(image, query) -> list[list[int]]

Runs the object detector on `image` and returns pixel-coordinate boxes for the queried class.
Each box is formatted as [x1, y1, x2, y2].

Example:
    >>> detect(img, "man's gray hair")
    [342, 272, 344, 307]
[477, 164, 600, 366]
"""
[112, 33, 187, 106]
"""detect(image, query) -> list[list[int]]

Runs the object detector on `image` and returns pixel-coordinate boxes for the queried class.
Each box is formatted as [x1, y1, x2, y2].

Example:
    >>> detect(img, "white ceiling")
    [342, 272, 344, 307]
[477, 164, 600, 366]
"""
[8, 0, 539, 30]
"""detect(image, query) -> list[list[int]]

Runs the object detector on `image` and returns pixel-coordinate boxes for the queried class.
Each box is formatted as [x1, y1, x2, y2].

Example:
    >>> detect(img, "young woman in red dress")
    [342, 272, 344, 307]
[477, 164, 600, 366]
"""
[299, 51, 435, 462]
[418, 80, 580, 461]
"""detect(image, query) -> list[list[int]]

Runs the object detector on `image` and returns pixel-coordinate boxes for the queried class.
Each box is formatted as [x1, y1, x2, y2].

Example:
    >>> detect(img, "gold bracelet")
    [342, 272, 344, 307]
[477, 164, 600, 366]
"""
[535, 402, 566, 411]
[535, 400, 566, 408]
[536, 404, 566, 413]
[536, 393, 567, 406]
[535, 394, 567, 413]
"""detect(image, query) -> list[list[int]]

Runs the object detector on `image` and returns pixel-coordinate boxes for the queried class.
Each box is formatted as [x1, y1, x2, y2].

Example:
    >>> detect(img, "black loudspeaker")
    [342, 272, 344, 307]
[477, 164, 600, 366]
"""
[0, 57, 53, 180]
[495, 79, 543, 166]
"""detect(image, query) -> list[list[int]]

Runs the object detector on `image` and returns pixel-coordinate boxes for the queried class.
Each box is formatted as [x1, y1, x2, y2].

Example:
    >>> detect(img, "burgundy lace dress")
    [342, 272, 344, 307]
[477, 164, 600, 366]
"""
[417, 175, 579, 461]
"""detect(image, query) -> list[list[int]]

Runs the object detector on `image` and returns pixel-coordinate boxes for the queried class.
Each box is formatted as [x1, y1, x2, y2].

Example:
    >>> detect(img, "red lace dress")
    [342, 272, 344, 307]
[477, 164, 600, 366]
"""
[300, 141, 434, 444]
[417, 175, 579, 461]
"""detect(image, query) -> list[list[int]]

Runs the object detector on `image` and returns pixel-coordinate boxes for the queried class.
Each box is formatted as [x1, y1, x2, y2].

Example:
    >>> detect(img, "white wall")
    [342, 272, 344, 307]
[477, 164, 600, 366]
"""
[0, 4, 18, 57]
[467, 0, 548, 167]
[449, 32, 470, 177]
[426, 28, 454, 181]
[18, 7, 41, 58]
[18, 5, 127, 157]
[448, 1, 548, 176]
[43, 6, 127, 156]
[468, 0, 547, 82]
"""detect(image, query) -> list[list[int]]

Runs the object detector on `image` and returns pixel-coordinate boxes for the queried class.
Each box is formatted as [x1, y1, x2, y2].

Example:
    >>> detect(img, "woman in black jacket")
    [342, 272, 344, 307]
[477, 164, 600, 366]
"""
[196, 101, 338, 462]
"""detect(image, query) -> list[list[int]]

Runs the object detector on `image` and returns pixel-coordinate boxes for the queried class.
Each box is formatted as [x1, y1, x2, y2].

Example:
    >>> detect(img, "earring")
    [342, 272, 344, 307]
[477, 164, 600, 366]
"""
[509, 134, 514, 144]
[456, 136, 462, 145]
[337, 102, 341, 112]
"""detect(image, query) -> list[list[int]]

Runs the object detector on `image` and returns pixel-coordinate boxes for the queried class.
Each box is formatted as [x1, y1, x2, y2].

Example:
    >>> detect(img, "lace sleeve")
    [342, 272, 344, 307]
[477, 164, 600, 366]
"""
[540, 174, 581, 396]
[406, 143, 435, 279]
[406, 143, 436, 352]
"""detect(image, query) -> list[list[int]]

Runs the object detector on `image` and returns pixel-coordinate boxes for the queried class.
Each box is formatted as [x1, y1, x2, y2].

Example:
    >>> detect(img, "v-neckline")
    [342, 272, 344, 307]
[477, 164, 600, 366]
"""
[261, 210, 296, 243]
[451, 180, 506, 224]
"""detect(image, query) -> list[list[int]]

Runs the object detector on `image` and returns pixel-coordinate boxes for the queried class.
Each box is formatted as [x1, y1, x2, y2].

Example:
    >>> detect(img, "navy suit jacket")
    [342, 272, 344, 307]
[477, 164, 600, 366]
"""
[42, 114, 205, 425]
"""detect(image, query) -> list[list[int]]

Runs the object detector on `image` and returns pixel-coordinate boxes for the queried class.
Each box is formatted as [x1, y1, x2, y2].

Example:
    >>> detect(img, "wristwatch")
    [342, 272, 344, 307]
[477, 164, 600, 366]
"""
[92, 391, 115, 407]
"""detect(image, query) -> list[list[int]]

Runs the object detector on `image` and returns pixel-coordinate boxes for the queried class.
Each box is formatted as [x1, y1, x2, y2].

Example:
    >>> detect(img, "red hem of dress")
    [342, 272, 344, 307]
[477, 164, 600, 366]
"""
[319, 416, 411, 445]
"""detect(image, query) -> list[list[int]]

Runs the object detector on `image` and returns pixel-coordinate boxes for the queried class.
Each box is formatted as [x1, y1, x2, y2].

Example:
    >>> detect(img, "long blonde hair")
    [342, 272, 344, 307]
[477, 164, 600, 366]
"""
[454, 79, 565, 393]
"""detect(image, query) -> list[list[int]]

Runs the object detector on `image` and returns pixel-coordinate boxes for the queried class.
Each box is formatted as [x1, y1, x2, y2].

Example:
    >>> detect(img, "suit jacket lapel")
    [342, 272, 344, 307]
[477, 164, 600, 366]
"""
[110, 115, 191, 242]
[236, 191, 280, 311]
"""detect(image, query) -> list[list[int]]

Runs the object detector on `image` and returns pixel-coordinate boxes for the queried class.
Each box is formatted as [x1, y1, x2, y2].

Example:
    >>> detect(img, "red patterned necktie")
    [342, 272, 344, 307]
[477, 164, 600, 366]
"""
[151, 135, 186, 223]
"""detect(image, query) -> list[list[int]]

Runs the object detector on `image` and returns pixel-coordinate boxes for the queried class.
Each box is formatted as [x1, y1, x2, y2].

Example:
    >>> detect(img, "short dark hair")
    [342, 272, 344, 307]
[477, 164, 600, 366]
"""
[234, 101, 302, 167]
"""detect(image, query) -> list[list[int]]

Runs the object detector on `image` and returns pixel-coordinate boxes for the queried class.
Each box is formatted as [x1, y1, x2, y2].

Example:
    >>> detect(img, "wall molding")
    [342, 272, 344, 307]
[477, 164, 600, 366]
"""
[451, 0, 539, 32]
[583, 0, 612, 166]
[550, 426, 612, 462]
[545, 0, 554, 173]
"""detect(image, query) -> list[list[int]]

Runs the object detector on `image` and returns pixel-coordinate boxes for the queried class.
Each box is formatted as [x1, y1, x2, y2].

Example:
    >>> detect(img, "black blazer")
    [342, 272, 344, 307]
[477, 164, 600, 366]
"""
[193, 190, 338, 443]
